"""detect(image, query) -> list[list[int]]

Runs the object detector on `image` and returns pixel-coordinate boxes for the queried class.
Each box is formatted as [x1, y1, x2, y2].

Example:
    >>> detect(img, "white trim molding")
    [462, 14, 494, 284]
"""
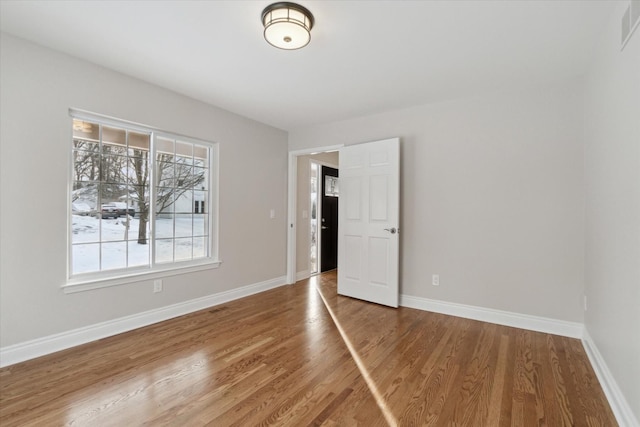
[582, 330, 640, 427]
[63, 260, 222, 293]
[0, 276, 286, 368]
[400, 294, 584, 338]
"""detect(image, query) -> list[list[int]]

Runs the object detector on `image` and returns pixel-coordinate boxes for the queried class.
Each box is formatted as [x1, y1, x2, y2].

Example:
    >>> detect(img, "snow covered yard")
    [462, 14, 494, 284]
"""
[71, 214, 207, 273]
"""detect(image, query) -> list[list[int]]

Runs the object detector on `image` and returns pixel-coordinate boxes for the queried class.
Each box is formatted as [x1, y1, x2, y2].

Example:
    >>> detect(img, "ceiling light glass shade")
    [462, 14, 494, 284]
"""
[262, 2, 314, 50]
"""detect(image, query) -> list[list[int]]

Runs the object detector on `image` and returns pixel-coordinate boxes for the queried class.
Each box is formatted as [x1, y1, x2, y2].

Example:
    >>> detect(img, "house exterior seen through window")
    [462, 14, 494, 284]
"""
[69, 111, 218, 282]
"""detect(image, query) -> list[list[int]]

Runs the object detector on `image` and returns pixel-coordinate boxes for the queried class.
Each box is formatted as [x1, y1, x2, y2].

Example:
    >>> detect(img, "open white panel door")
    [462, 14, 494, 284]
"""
[338, 138, 400, 307]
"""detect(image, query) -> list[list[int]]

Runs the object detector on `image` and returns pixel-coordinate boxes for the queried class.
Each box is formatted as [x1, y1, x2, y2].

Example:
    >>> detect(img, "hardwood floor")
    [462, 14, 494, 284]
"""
[0, 271, 617, 426]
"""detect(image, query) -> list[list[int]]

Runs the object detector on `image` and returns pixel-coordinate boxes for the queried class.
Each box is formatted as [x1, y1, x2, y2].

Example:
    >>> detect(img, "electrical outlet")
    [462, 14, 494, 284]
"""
[153, 279, 163, 293]
[584, 295, 587, 311]
[432, 274, 439, 286]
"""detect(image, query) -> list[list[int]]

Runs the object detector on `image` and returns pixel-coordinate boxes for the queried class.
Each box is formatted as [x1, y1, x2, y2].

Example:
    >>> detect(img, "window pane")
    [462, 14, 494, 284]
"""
[127, 216, 150, 241]
[102, 143, 127, 157]
[72, 243, 100, 274]
[156, 214, 174, 239]
[101, 217, 127, 242]
[176, 141, 193, 165]
[193, 145, 208, 165]
[72, 144, 100, 181]
[192, 167, 207, 190]
[155, 238, 174, 263]
[128, 131, 150, 153]
[120, 219, 140, 241]
[100, 183, 124, 206]
[175, 165, 193, 190]
[127, 185, 149, 217]
[72, 181, 98, 212]
[119, 199, 133, 213]
[194, 190, 207, 211]
[325, 176, 339, 197]
[175, 214, 193, 238]
[101, 154, 128, 183]
[156, 137, 174, 156]
[72, 119, 99, 140]
[158, 159, 174, 188]
[101, 242, 127, 270]
[73, 139, 99, 151]
[176, 191, 193, 214]
[156, 189, 175, 216]
[128, 241, 150, 267]
[193, 237, 206, 258]
[102, 126, 127, 150]
[193, 214, 208, 237]
[71, 214, 100, 244]
[127, 152, 149, 192]
[174, 238, 193, 261]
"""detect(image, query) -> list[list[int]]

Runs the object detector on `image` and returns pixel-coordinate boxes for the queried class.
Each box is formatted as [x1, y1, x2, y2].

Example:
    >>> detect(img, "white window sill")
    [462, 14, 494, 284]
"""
[62, 259, 222, 294]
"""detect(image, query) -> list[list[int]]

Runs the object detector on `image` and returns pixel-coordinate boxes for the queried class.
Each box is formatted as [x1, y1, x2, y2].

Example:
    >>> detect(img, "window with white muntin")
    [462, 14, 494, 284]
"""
[68, 110, 219, 288]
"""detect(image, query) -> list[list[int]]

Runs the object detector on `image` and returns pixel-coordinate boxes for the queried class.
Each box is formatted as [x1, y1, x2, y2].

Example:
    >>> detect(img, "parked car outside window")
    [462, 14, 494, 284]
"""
[72, 202, 92, 216]
[112, 202, 136, 217]
[100, 203, 119, 219]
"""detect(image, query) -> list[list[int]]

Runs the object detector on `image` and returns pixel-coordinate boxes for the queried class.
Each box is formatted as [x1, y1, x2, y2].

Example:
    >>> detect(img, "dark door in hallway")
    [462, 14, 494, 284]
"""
[320, 166, 339, 272]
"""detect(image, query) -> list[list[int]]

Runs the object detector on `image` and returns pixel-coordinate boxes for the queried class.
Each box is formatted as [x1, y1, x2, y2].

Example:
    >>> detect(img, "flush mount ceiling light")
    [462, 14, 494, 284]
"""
[261, 2, 314, 50]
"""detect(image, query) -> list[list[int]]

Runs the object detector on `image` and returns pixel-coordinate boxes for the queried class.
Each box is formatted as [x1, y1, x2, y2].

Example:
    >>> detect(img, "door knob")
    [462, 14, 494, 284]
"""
[384, 227, 397, 234]
[321, 226, 329, 230]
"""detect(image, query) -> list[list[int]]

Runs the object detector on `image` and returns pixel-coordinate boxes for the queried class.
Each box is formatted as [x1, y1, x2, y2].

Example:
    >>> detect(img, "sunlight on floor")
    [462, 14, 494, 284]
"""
[313, 278, 398, 427]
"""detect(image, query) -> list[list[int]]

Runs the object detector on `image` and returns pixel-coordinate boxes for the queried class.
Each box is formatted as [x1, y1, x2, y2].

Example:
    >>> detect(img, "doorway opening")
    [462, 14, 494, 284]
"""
[310, 161, 319, 274]
[286, 145, 343, 284]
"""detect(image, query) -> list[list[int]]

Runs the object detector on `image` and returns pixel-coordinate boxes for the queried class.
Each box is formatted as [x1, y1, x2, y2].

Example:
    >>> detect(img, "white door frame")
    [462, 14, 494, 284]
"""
[286, 144, 344, 284]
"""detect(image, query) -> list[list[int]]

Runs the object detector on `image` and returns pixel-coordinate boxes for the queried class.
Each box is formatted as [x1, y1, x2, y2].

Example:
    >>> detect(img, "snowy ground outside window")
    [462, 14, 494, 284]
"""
[71, 214, 207, 274]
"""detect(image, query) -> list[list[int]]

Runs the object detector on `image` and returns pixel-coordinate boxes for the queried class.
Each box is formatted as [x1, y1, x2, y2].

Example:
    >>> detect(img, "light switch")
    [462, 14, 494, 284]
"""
[302, 210, 308, 219]
[270, 209, 275, 219]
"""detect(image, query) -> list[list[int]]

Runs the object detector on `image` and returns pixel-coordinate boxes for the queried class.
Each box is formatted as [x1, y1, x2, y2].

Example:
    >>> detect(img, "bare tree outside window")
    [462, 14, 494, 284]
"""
[70, 117, 212, 276]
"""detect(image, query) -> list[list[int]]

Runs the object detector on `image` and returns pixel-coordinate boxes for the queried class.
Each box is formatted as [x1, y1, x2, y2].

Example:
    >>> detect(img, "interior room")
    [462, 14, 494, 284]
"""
[0, 1, 638, 425]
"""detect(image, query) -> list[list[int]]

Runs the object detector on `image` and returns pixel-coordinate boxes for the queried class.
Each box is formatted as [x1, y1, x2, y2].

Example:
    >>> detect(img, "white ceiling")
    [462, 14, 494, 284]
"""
[0, 1, 618, 131]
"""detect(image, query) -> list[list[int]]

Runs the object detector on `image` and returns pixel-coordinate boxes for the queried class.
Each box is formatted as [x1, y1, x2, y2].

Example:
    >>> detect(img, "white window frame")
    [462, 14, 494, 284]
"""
[64, 109, 220, 293]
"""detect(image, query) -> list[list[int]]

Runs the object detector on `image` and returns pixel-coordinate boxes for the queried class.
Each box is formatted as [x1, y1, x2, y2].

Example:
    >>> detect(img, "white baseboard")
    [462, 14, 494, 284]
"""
[400, 294, 583, 338]
[582, 329, 640, 427]
[296, 269, 310, 281]
[0, 276, 286, 368]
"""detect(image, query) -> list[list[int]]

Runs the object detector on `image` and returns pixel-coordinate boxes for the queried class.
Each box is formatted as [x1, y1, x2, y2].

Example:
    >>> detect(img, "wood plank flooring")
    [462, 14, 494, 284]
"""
[0, 271, 617, 426]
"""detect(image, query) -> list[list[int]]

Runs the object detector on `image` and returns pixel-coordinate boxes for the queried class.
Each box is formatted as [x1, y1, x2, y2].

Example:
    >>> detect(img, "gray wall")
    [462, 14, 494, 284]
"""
[584, 2, 640, 421]
[289, 80, 586, 322]
[0, 34, 288, 347]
